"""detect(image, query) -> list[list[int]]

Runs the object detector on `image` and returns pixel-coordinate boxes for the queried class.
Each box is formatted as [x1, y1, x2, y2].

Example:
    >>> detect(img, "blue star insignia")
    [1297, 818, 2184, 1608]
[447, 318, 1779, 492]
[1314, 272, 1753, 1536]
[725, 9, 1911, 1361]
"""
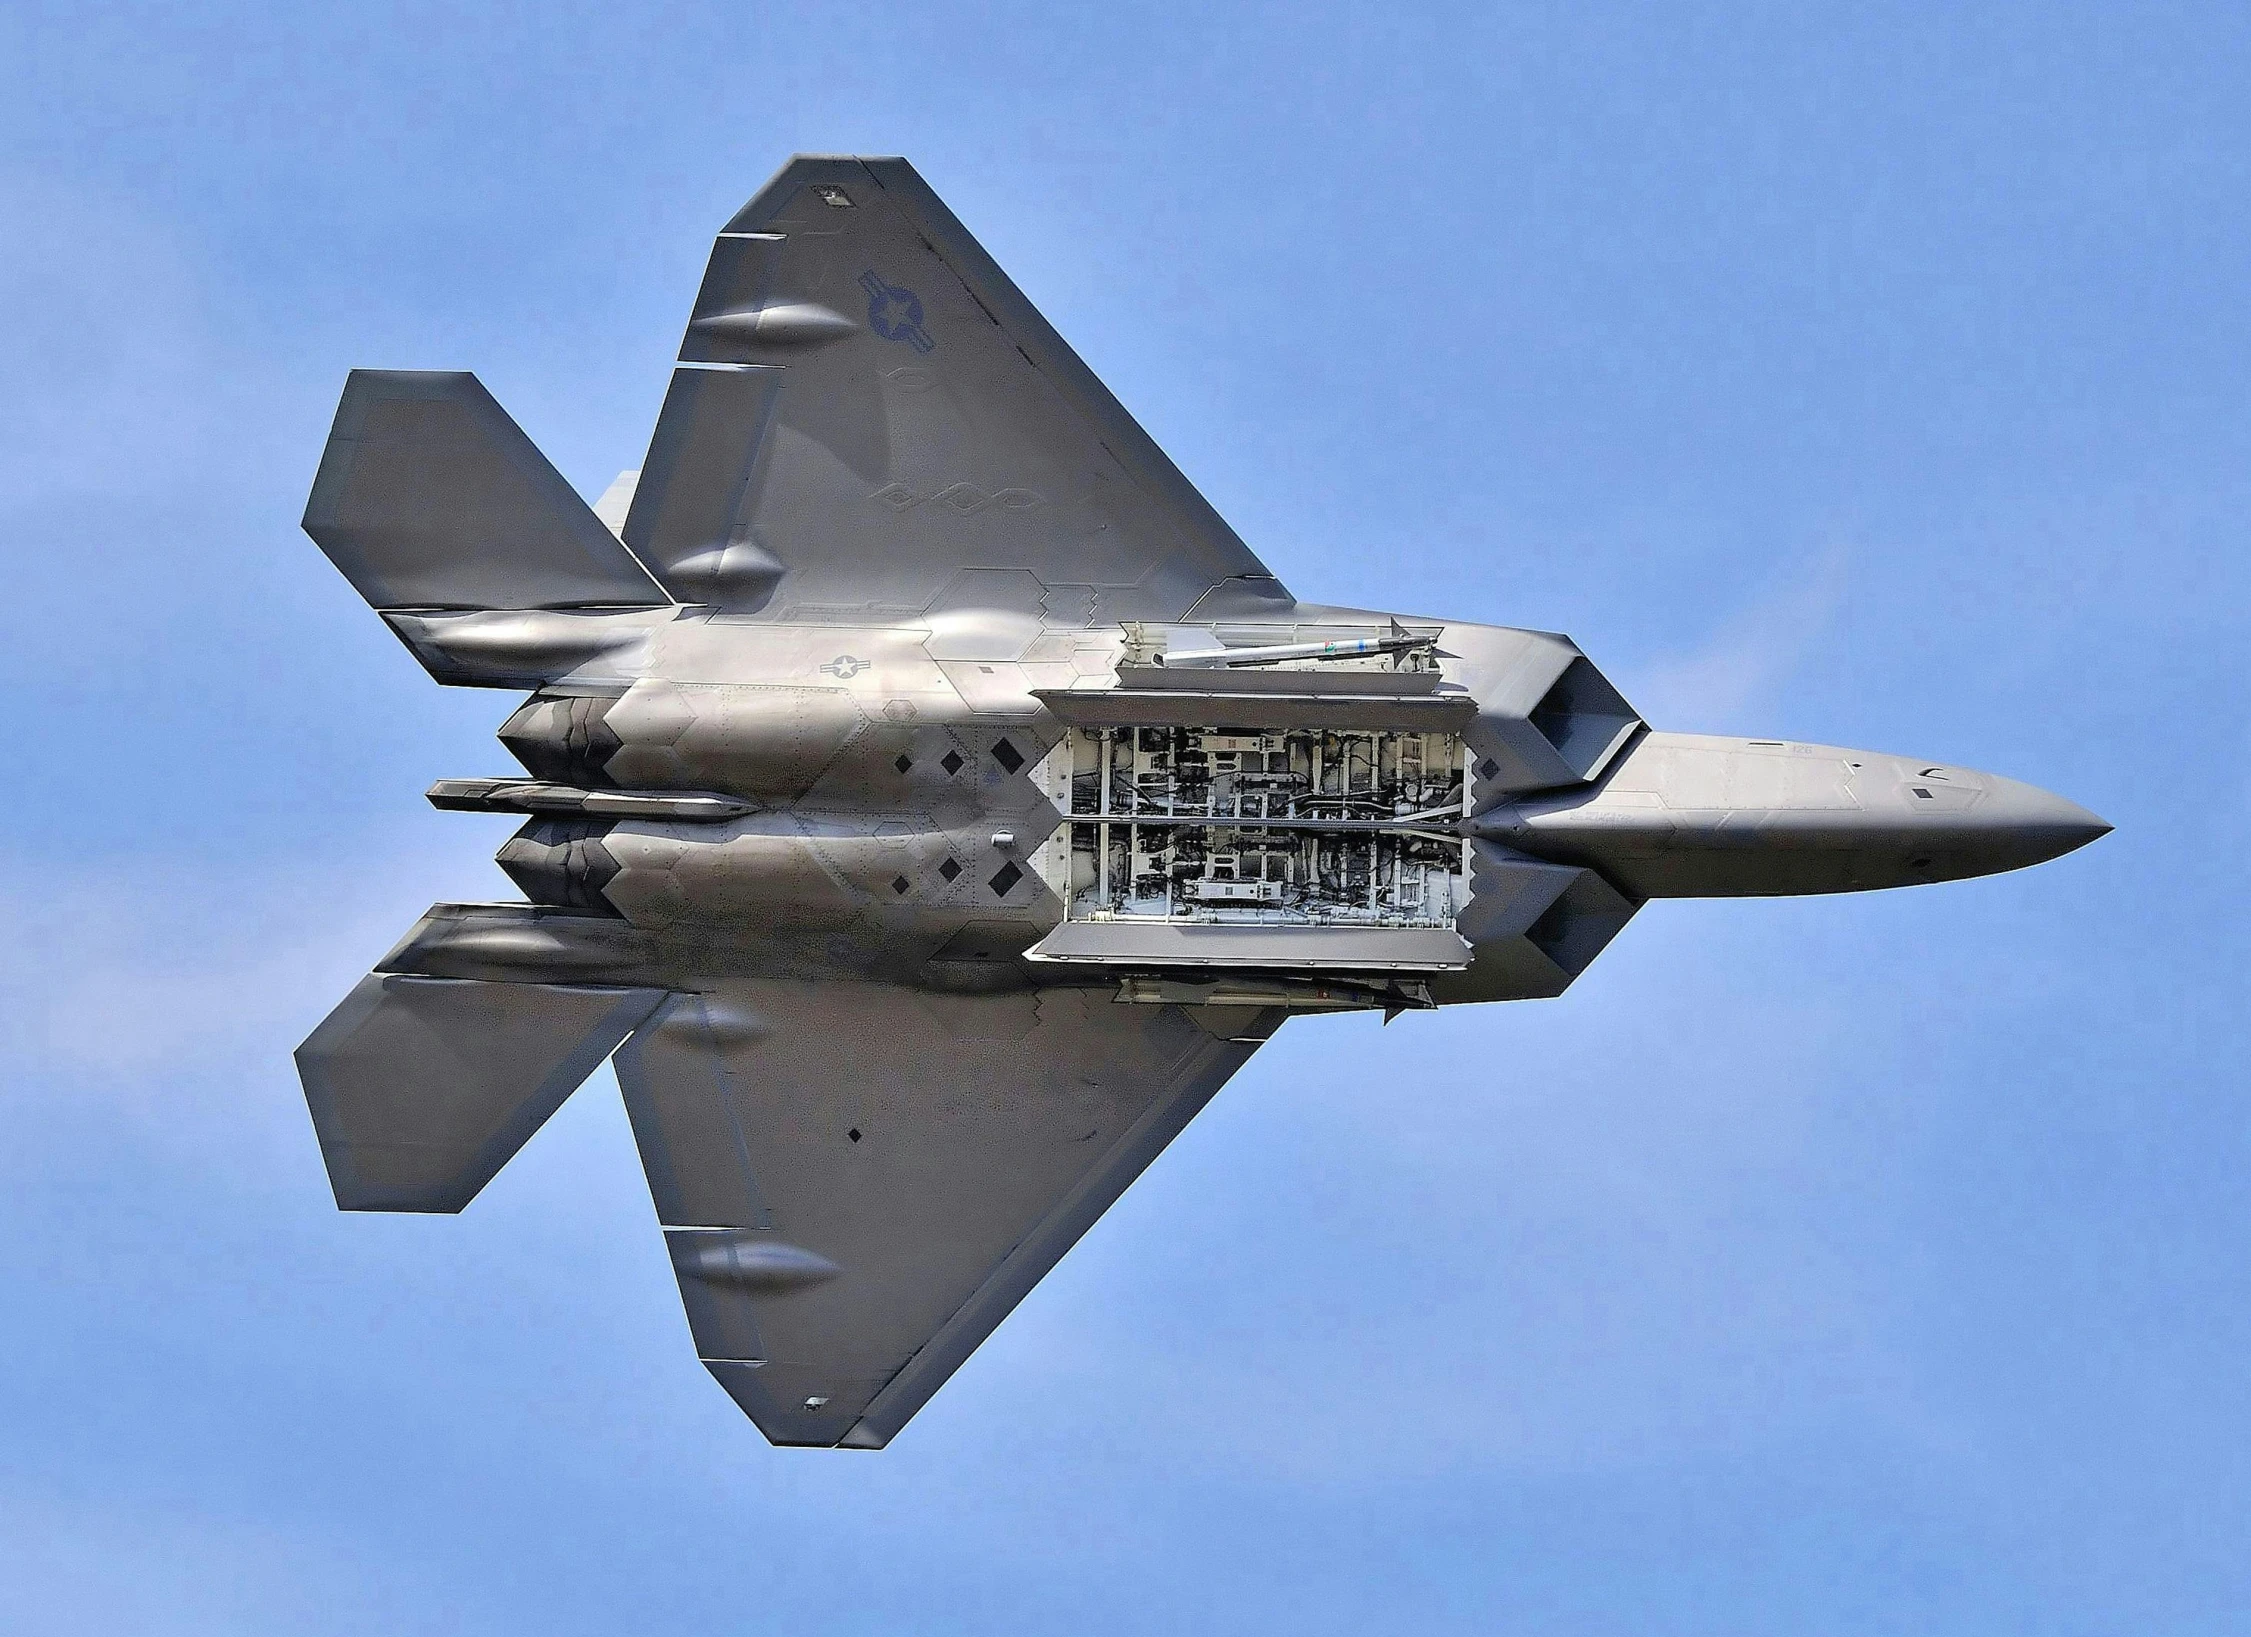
[858, 270, 935, 354]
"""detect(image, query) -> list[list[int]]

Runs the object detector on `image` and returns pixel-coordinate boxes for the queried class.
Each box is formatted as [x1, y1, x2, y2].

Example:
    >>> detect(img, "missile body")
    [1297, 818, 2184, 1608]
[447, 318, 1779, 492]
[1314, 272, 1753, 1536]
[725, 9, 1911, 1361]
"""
[1154, 630, 1434, 668]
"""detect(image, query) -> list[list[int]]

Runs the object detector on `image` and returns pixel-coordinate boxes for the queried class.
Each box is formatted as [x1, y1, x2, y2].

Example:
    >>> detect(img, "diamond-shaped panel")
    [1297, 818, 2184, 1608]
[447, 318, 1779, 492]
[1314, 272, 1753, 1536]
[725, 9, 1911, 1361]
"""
[940, 750, 964, 776]
[893, 754, 913, 774]
[991, 738, 1024, 774]
[891, 875, 910, 895]
[988, 861, 1023, 897]
[938, 858, 962, 882]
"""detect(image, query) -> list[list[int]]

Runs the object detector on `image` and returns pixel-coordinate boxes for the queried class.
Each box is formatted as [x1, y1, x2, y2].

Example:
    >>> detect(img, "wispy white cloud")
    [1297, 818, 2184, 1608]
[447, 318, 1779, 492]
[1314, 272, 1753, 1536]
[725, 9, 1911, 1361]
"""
[0, 1481, 462, 1637]
[0, 833, 502, 1111]
[0, 169, 215, 500]
[1622, 544, 1853, 729]
[947, 919, 1962, 1487]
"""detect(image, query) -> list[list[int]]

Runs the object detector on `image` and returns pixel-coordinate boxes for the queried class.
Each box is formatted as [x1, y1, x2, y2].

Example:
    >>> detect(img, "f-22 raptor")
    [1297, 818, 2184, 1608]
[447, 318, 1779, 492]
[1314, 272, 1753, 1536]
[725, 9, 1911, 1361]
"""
[297, 156, 2108, 1449]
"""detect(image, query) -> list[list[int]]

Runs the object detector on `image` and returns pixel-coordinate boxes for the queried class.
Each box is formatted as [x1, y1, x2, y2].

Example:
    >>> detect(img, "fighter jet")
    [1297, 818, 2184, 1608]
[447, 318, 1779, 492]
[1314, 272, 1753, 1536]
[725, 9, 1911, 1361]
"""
[296, 156, 2109, 1450]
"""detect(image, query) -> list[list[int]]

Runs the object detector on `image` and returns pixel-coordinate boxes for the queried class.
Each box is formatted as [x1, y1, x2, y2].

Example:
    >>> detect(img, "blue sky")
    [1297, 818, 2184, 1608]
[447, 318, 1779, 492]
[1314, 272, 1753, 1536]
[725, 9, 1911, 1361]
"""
[3, 2, 2245, 1630]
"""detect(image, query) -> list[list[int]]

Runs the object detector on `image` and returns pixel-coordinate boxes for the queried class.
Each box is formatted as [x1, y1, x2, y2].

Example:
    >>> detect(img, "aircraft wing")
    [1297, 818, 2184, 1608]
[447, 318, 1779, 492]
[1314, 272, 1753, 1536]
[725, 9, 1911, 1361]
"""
[622, 155, 1290, 622]
[614, 980, 1283, 1447]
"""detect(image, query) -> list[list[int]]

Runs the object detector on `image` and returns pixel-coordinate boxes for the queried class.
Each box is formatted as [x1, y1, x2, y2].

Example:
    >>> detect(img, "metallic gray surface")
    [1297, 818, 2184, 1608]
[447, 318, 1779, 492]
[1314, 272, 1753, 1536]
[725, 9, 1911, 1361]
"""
[626, 155, 1289, 621]
[425, 777, 757, 823]
[615, 983, 1279, 1447]
[295, 155, 2108, 1448]
[304, 372, 669, 614]
[1472, 732, 2113, 898]
[296, 976, 665, 1212]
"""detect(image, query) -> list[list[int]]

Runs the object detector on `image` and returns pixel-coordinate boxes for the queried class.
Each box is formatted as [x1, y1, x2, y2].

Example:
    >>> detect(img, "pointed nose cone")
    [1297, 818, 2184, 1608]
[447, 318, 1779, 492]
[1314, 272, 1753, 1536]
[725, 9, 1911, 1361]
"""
[1975, 776, 2113, 872]
[1472, 734, 2109, 898]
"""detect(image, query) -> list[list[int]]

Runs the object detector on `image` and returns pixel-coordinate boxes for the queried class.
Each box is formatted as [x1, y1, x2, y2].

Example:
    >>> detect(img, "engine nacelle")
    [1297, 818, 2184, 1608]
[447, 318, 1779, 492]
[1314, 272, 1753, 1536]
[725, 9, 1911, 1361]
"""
[492, 813, 1057, 931]
[499, 680, 869, 803]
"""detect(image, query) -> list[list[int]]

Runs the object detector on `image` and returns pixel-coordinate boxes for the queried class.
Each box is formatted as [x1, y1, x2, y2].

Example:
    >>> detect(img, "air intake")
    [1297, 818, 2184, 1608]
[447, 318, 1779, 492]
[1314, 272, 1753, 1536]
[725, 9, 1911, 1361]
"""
[1526, 656, 1641, 782]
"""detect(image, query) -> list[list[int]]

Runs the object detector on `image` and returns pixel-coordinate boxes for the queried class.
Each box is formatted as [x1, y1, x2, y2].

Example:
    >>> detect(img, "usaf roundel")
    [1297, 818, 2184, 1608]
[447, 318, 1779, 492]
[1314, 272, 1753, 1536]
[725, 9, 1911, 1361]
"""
[859, 270, 935, 354]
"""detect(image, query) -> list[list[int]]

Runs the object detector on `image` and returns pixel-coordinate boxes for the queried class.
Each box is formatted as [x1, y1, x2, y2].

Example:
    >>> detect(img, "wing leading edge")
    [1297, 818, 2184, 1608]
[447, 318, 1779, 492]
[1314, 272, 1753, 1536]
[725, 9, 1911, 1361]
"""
[615, 981, 1284, 1447]
[622, 155, 1290, 621]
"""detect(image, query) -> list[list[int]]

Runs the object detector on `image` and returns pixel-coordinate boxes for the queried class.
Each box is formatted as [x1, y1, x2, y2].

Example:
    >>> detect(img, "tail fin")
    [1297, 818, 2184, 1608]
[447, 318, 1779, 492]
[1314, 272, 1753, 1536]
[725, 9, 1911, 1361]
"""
[303, 370, 670, 613]
[296, 969, 665, 1212]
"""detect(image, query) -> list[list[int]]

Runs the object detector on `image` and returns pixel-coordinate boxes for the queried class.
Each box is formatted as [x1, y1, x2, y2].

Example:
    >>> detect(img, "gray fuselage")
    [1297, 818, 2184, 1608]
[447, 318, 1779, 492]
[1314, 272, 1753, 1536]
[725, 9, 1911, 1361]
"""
[382, 602, 2107, 1017]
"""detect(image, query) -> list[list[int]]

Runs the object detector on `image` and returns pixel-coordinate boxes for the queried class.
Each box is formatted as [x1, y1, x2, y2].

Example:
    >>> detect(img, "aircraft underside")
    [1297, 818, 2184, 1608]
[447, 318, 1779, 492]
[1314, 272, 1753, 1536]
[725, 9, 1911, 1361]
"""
[293, 155, 2106, 1448]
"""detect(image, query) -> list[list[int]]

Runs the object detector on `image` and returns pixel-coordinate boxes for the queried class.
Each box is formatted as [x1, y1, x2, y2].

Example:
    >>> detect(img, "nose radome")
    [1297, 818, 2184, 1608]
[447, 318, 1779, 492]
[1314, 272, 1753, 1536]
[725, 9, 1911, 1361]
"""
[1975, 775, 2112, 868]
[1471, 735, 2108, 897]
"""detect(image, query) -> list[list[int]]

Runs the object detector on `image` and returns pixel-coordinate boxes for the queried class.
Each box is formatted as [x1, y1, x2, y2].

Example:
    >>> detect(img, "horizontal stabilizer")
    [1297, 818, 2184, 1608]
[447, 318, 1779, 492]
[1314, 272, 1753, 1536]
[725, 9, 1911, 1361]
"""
[304, 370, 671, 614]
[297, 971, 666, 1212]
